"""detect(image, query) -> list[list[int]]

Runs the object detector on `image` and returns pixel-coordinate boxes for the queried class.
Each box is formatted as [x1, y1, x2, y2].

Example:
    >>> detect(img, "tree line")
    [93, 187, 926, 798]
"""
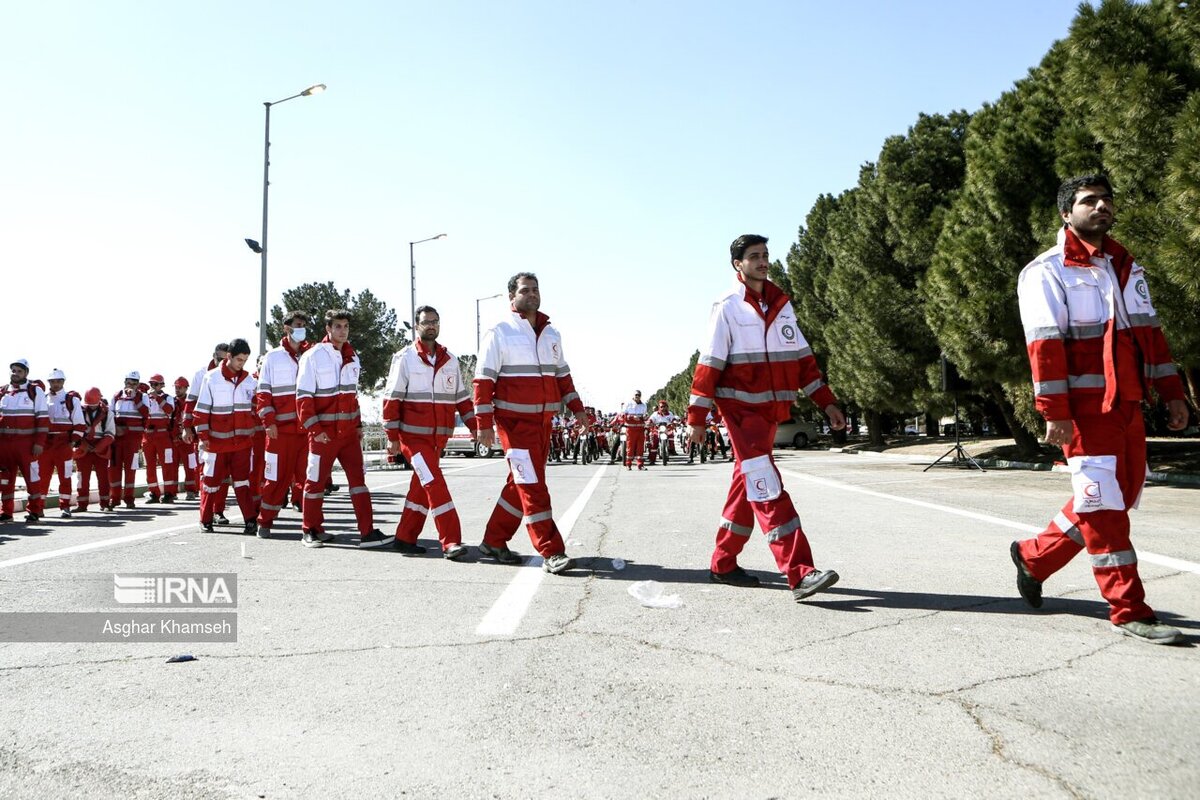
[653, 0, 1199, 455]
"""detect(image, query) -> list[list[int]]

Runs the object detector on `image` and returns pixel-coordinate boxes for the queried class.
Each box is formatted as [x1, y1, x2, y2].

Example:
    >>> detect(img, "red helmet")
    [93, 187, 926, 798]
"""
[174, 376, 189, 388]
[149, 373, 165, 384]
[84, 387, 103, 405]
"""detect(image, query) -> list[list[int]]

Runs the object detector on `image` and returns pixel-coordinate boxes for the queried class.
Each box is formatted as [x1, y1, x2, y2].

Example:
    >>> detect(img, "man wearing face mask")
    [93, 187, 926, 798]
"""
[0, 359, 49, 523]
[184, 343, 231, 523]
[142, 374, 174, 504]
[109, 371, 151, 510]
[193, 338, 260, 534]
[256, 310, 315, 539]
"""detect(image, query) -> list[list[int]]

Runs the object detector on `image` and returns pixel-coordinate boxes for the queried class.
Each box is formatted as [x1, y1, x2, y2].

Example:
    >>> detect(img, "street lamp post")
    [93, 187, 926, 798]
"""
[252, 82, 326, 357]
[475, 293, 504, 353]
[409, 234, 447, 330]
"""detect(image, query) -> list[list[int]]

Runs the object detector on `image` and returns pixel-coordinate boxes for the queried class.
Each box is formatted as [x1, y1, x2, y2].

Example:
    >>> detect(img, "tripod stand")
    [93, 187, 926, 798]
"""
[923, 393, 985, 472]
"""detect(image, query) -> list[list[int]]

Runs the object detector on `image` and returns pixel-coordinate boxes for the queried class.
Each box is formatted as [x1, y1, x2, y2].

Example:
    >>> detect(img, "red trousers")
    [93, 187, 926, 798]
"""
[303, 435, 373, 534]
[483, 417, 566, 558]
[395, 437, 461, 547]
[142, 431, 172, 498]
[195, 441, 227, 512]
[108, 434, 142, 505]
[200, 447, 255, 524]
[0, 437, 41, 515]
[36, 439, 75, 512]
[257, 432, 307, 529]
[1017, 401, 1153, 625]
[624, 426, 645, 468]
[75, 452, 111, 509]
[250, 432, 266, 509]
[710, 403, 815, 589]
[163, 437, 197, 495]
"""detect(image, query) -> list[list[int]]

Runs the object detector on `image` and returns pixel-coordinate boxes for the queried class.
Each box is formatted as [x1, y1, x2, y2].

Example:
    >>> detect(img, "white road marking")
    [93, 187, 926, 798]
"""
[476, 464, 607, 636]
[782, 469, 1200, 576]
[0, 460, 503, 570]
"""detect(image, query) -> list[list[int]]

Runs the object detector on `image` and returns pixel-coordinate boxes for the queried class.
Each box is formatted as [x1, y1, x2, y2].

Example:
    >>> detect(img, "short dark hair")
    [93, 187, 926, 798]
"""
[227, 338, 252, 357]
[1057, 174, 1113, 214]
[730, 234, 769, 265]
[213, 342, 230, 353]
[508, 272, 538, 295]
[415, 305, 439, 320]
[325, 309, 351, 325]
[285, 309, 310, 326]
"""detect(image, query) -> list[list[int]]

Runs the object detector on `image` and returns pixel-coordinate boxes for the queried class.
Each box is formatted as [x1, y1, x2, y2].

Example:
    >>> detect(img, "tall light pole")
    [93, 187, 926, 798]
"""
[252, 82, 326, 357]
[476, 292, 504, 353]
[409, 233, 447, 330]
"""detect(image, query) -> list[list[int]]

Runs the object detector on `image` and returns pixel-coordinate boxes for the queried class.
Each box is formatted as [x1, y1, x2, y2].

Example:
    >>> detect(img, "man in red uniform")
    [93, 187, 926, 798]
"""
[183, 344, 230, 520]
[37, 369, 85, 518]
[142, 374, 174, 504]
[0, 359, 49, 523]
[163, 377, 196, 502]
[74, 388, 115, 512]
[193, 338, 259, 534]
[109, 371, 150, 510]
[1013, 174, 1190, 645]
[687, 234, 846, 601]
[475, 273, 589, 574]
[296, 309, 387, 549]
[616, 390, 648, 470]
[256, 310, 312, 539]
[383, 305, 476, 559]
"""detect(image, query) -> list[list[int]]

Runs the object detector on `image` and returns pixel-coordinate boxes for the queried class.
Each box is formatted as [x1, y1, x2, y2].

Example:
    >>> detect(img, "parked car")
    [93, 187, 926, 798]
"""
[443, 413, 502, 458]
[774, 417, 820, 449]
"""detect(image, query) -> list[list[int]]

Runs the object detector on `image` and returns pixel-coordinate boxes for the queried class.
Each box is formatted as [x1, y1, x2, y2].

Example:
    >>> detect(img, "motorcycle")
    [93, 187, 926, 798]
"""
[655, 421, 675, 465]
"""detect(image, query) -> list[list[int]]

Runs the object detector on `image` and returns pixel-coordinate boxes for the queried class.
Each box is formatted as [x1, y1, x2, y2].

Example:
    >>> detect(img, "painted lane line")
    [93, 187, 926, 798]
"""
[782, 469, 1200, 576]
[476, 464, 607, 636]
[0, 522, 199, 570]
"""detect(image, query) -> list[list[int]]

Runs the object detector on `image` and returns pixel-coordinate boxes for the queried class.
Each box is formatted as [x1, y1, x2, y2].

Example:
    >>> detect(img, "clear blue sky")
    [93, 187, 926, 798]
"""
[2, 0, 1083, 416]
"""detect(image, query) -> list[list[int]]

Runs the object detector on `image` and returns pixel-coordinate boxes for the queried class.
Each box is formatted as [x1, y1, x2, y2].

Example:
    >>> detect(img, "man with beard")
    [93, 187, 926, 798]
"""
[256, 310, 313, 539]
[0, 359, 49, 523]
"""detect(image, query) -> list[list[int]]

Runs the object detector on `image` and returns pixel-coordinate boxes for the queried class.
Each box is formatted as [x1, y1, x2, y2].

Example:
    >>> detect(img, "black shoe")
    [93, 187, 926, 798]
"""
[709, 566, 760, 587]
[792, 569, 839, 601]
[200, 520, 215, 532]
[256, 525, 270, 539]
[185, 491, 199, 501]
[393, 540, 427, 555]
[162, 494, 176, 504]
[1010, 541, 1043, 609]
[60, 507, 72, 518]
[214, 512, 230, 526]
[123, 500, 136, 510]
[24, 513, 41, 524]
[0, 514, 12, 522]
[292, 501, 303, 513]
[145, 495, 160, 504]
[358, 529, 394, 549]
[302, 529, 324, 549]
[443, 543, 469, 561]
[243, 521, 258, 536]
[478, 542, 523, 564]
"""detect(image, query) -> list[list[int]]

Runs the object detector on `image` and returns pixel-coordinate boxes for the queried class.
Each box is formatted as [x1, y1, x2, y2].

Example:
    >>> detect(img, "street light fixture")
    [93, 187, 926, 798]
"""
[476, 292, 504, 353]
[409, 233, 447, 330]
[250, 82, 326, 356]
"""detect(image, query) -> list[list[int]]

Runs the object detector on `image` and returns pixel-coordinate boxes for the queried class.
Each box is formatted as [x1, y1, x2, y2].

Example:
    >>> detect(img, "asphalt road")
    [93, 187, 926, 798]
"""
[0, 449, 1197, 799]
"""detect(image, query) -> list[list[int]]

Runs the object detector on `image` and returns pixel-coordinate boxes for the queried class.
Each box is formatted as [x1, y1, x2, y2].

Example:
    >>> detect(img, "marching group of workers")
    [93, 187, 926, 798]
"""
[0, 175, 1191, 644]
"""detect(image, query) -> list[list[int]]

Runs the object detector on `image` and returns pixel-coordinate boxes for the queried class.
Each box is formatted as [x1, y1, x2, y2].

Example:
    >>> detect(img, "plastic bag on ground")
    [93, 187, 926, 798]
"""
[628, 580, 682, 609]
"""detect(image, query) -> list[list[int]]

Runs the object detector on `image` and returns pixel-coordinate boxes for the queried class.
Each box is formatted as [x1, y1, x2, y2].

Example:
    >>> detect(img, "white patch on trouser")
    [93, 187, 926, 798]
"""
[306, 452, 322, 482]
[62, 460, 74, 479]
[202, 450, 218, 478]
[263, 451, 278, 482]
[187, 452, 197, 469]
[130, 452, 140, 470]
[1068, 455, 1125, 513]
[164, 447, 174, 465]
[410, 452, 435, 487]
[740, 454, 781, 503]
[506, 448, 536, 485]
[29, 461, 40, 484]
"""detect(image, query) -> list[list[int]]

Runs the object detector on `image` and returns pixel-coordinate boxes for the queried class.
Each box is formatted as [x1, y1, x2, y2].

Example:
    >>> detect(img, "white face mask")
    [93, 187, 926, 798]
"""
[290, 327, 306, 343]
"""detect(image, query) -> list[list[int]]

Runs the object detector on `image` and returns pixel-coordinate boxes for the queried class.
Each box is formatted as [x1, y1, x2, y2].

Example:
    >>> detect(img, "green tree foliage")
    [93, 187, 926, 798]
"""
[785, 194, 841, 360]
[648, 351, 700, 416]
[267, 281, 410, 393]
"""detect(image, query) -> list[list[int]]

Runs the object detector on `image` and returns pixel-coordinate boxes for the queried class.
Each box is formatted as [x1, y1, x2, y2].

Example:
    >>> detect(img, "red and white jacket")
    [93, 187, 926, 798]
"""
[46, 390, 86, 447]
[297, 338, 362, 441]
[383, 340, 475, 445]
[183, 360, 219, 430]
[616, 401, 647, 432]
[257, 337, 311, 436]
[145, 391, 174, 435]
[1018, 227, 1184, 420]
[193, 362, 258, 453]
[76, 403, 116, 458]
[110, 389, 151, 440]
[473, 310, 584, 429]
[0, 381, 50, 446]
[687, 276, 836, 426]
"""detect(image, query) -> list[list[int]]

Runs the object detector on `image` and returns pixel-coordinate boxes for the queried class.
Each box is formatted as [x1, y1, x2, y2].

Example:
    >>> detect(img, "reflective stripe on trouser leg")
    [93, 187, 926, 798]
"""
[625, 427, 645, 467]
[713, 402, 815, 588]
[108, 437, 139, 504]
[482, 417, 565, 557]
[333, 436, 374, 534]
[397, 439, 462, 546]
[201, 449, 255, 522]
[258, 433, 306, 528]
[1020, 503, 1086, 582]
[1078, 508, 1152, 624]
[302, 442, 332, 532]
